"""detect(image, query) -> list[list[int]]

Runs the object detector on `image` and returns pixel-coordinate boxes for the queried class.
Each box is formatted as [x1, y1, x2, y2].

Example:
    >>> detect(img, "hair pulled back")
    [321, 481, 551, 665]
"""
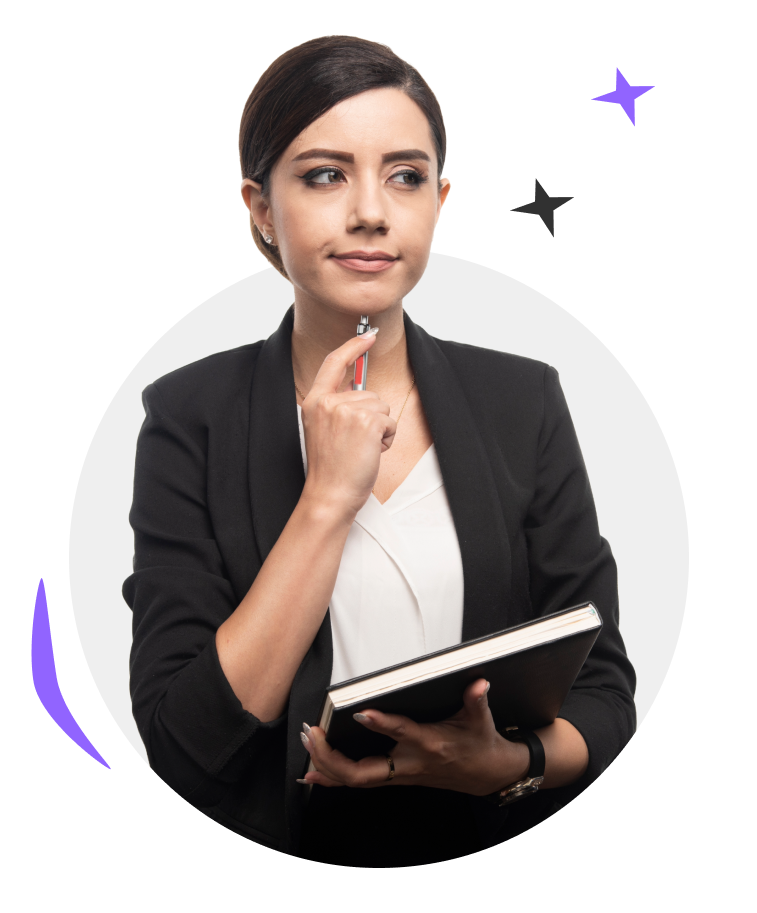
[239, 36, 446, 279]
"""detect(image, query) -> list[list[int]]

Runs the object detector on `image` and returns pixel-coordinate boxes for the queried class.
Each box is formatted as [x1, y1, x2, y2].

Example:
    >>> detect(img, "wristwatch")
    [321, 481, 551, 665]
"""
[487, 726, 545, 806]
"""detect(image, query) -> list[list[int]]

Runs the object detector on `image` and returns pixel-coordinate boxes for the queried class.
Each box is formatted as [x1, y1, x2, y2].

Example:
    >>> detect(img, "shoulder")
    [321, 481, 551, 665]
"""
[433, 336, 555, 397]
[428, 336, 567, 448]
[145, 341, 265, 427]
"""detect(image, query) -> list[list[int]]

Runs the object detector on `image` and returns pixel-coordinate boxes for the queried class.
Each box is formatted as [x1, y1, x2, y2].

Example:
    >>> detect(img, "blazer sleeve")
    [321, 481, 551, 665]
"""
[525, 365, 637, 790]
[123, 382, 285, 808]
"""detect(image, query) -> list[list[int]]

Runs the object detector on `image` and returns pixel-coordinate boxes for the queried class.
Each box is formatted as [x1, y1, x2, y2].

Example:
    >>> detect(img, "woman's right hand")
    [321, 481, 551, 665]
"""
[300, 331, 396, 518]
[216, 329, 395, 722]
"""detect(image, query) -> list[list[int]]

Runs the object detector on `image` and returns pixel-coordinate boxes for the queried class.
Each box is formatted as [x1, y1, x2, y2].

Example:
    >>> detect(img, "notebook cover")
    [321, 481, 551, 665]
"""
[317, 603, 602, 762]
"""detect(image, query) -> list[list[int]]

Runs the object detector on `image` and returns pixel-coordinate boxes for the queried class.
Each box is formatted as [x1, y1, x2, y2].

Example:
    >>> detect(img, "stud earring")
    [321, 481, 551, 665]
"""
[264, 233, 273, 244]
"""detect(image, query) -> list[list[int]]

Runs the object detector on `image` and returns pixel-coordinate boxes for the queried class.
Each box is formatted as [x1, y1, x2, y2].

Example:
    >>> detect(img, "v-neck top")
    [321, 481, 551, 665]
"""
[296, 404, 465, 685]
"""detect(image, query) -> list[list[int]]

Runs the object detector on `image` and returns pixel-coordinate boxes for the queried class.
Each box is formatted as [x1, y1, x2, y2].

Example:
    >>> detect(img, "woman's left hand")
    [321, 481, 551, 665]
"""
[300, 679, 530, 796]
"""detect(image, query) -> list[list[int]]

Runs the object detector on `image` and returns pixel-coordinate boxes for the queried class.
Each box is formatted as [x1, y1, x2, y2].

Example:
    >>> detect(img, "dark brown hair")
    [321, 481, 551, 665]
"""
[239, 36, 447, 279]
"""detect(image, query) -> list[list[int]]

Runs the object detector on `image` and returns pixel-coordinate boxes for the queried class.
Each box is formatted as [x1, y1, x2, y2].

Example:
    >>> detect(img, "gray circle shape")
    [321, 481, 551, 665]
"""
[70, 253, 688, 761]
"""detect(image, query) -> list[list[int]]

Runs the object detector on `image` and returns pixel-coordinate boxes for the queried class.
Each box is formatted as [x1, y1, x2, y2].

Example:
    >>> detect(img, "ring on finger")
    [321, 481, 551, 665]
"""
[385, 755, 395, 781]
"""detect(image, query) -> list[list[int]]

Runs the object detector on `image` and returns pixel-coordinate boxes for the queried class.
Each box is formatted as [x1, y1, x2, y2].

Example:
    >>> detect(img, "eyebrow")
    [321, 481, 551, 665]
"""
[291, 148, 431, 165]
[292, 149, 354, 164]
[382, 149, 431, 164]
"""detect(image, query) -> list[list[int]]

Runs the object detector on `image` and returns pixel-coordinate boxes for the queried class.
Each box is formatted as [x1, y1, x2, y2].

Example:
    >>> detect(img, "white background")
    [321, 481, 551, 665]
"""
[2, 1, 754, 909]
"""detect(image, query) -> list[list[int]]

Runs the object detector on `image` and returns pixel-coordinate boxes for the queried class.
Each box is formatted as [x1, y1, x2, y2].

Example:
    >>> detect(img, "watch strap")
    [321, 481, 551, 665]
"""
[485, 727, 545, 806]
[503, 727, 545, 779]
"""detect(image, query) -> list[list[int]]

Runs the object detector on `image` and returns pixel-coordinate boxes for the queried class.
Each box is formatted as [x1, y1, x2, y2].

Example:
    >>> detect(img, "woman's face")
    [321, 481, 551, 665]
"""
[243, 87, 450, 319]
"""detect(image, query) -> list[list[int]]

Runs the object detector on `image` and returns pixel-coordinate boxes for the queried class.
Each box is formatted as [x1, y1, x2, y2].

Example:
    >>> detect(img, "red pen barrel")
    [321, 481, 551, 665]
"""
[354, 354, 365, 387]
[352, 316, 370, 390]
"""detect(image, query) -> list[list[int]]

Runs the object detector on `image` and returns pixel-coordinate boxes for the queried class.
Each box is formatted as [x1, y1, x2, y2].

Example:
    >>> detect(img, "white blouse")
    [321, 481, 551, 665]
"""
[296, 404, 465, 685]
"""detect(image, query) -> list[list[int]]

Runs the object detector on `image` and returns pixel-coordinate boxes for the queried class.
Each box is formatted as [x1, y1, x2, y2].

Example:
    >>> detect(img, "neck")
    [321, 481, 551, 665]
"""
[290, 294, 413, 397]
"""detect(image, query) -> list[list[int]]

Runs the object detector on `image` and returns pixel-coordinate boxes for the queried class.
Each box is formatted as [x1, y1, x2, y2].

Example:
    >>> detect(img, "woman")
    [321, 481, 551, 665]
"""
[124, 35, 636, 867]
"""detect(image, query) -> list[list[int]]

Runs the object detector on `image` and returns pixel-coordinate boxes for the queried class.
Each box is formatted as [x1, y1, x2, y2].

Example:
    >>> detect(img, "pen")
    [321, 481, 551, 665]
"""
[352, 315, 371, 391]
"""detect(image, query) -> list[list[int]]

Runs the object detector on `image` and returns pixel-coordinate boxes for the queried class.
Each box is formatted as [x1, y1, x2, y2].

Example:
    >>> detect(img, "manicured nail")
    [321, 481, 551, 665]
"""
[353, 712, 371, 724]
[300, 732, 312, 752]
[303, 722, 313, 739]
[296, 779, 310, 785]
[478, 681, 491, 702]
[359, 327, 379, 339]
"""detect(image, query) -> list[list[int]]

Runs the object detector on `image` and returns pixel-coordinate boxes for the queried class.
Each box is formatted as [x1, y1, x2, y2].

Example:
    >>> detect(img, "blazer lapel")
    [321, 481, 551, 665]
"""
[404, 311, 513, 642]
[248, 304, 333, 854]
[248, 303, 305, 561]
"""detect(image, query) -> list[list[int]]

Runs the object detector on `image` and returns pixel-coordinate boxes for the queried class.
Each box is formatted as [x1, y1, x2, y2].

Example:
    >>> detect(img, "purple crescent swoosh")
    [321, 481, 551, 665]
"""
[32, 579, 110, 768]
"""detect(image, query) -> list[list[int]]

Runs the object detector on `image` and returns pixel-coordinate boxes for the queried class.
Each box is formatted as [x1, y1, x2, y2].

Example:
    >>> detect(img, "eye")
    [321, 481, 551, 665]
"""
[302, 167, 345, 185]
[388, 169, 428, 188]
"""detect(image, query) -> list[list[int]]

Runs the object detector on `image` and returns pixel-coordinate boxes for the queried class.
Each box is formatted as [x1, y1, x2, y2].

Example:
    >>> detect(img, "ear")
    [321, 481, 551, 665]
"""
[241, 178, 274, 238]
[435, 178, 451, 224]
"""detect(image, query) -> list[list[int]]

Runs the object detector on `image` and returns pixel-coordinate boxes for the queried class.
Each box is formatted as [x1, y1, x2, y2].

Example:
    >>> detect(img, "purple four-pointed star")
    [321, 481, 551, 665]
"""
[593, 68, 654, 124]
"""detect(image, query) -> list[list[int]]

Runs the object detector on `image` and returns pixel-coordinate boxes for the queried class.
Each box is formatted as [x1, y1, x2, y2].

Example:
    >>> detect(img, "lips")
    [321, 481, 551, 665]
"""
[332, 250, 398, 273]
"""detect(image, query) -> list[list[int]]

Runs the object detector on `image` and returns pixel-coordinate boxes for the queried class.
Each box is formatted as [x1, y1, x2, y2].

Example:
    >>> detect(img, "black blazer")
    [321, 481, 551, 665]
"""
[124, 304, 636, 864]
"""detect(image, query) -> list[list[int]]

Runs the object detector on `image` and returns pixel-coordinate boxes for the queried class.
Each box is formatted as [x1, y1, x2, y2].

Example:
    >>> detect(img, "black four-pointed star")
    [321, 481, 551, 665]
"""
[512, 180, 573, 236]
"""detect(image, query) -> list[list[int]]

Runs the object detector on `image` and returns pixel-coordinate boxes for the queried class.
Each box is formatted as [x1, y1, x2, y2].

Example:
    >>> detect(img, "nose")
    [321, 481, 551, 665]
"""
[346, 173, 389, 235]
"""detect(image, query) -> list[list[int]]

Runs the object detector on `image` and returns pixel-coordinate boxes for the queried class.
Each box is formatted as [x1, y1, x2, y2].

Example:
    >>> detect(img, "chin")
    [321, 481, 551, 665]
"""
[304, 277, 407, 318]
[332, 290, 404, 318]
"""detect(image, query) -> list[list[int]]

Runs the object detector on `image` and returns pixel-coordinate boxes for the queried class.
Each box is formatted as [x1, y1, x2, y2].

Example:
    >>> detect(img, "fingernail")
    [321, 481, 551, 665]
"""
[478, 681, 491, 702]
[300, 731, 312, 752]
[296, 779, 310, 785]
[353, 712, 371, 724]
[359, 327, 379, 338]
[303, 722, 313, 738]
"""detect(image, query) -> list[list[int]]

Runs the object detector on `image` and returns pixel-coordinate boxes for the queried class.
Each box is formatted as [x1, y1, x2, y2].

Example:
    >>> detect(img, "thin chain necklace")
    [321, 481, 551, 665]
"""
[293, 373, 417, 495]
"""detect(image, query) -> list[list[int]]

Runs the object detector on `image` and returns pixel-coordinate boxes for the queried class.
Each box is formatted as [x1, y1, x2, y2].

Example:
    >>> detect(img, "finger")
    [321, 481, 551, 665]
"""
[309, 726, 391, 788]
[326, 401, 397, 453]
[380, 426, 397, 453]
[330, 393, 391, 416]
[298, 728, 347, 786]
[446, 678, 492, 724]
[465, 677, 491, 712]
[352, 709, 422, 744]
[309, 329, 379, 398]
[298, 770, 346, 788]
[307, 725, 353, 776]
